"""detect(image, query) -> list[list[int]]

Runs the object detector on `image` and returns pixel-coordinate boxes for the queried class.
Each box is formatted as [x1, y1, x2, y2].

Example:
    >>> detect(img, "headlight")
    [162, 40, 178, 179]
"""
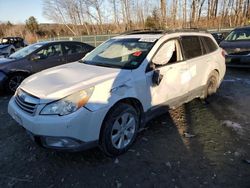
[40, 87, 94, 116]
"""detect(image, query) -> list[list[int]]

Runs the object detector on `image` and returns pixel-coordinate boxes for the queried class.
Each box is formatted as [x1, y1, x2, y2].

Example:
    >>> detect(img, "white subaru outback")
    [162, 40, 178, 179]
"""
[8, 30, 226, 156]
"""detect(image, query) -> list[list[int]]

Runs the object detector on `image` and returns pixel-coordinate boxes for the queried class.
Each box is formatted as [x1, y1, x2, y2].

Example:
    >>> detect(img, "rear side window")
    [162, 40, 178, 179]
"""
[202, 36, 218, 53]
[64, 43, 86, 55]
[181, 36, 203, 59]
[82, 43, 94, 52]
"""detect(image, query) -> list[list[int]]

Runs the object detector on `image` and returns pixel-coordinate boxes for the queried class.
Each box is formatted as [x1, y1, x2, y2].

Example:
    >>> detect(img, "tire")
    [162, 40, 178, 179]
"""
[6, 73, 26, 94]
[100, 103, 139, 156]
[204, 71, 219, 98]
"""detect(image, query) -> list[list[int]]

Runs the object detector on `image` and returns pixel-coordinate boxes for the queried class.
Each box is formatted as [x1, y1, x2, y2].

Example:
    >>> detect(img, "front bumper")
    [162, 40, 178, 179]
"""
[226, 55, 250, 68]
[8, 96, 108, 151]
[26, 130, 98, 151]
[0, 72, 7, 93]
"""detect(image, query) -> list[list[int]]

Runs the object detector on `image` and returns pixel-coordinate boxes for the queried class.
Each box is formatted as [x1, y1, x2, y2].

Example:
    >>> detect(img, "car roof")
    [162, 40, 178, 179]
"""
[35, 40, 84, 45]
[114, 34, 163, 40]
[3, 37, 22, 39]
[234, 26, 250, 30]
[114, 29, 210, 40]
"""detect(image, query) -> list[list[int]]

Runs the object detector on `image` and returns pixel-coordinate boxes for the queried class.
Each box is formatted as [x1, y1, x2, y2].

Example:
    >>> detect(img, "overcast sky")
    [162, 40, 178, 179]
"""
[0, 0, 52, 24]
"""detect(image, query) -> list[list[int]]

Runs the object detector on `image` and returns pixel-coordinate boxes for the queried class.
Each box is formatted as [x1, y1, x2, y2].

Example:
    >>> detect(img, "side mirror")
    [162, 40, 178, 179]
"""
[30, 54, 41, 61]
[152, 70, 163, 86]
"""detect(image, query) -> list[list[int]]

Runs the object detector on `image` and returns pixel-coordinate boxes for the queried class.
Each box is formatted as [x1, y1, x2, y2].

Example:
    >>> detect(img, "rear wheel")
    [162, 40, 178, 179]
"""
[100, 103, 139, 156]
[204, 71, 219, 98]
[6, 73, 26, 94]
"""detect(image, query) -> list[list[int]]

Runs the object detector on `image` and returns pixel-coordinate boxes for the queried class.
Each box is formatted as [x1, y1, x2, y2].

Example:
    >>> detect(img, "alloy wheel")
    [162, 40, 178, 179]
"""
[111, 112, 136, 149]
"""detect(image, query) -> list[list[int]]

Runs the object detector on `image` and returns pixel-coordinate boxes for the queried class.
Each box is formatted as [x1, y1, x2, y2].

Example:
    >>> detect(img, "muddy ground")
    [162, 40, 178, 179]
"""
[0, 68, 249, 188]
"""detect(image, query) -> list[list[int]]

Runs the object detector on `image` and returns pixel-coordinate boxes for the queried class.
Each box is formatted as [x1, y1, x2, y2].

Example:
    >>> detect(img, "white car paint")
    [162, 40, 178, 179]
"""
[8, 31, 226, 150]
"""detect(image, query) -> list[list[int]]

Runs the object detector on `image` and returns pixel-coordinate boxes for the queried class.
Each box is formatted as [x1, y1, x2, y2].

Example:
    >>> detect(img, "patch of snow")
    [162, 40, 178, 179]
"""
[222, 120, 244, 135]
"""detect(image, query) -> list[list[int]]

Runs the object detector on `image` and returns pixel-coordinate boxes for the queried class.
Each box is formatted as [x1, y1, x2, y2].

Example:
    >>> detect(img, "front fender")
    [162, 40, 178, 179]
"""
[85, 78, 142, 112]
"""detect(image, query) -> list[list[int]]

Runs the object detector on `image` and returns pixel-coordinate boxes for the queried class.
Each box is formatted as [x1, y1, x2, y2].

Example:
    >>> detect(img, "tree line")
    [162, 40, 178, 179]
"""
[0, 0, 250, 42]
[43, 0, 250, 35]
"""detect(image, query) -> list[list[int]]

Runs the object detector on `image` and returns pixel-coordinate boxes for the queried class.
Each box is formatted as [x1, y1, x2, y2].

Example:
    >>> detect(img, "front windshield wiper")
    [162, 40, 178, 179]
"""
[82, 60, 122, 69]
[93, 62, 121, 68]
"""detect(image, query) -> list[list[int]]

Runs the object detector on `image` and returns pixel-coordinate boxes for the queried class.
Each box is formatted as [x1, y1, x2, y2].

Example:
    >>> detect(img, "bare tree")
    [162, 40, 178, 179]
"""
[161, 0, 167, 25]
[39, 0, 250, 35]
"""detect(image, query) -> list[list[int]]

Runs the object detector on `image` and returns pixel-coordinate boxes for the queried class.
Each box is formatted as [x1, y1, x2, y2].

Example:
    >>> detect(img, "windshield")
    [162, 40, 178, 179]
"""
[82, 38, 156, 69]
[9, 43, 43, 59]
[225, 29, 250, 41]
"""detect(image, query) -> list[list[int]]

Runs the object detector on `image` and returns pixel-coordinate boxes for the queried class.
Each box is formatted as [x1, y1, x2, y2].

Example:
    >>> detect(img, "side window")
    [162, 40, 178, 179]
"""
[82, 44, 94, 53]
[202, 36, 218, 53]
[14, 38, 22, 48]
[36, 44, 63, 59]
[181, 36, 203, 59]
[64, 43, 85, 55]
[152, 40, 182, 66]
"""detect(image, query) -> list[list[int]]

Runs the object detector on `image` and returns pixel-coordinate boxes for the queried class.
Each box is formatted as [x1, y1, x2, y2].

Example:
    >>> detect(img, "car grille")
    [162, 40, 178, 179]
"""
[15, 89, 39, 115]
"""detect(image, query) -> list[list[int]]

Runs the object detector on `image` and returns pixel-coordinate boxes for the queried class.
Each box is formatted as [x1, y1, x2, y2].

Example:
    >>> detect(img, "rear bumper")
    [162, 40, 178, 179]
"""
[226, 55, 250, 67]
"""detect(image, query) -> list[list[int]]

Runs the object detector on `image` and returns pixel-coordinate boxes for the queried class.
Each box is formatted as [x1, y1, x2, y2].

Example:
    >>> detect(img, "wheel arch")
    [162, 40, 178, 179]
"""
[203, 68, 220, 87]
[4, 70, 31, 93]
[209, 69, 220, 87]
[99, 97, 145, 142]
[7, 70, 31, 77]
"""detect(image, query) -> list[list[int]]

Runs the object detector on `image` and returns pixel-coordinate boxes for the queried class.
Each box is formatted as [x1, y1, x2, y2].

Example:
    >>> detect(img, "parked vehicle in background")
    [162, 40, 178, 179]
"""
[211, 32, 225, 44]
[8, 30, 226, 156]
[220, 26, 250, 67]
[0, 37, 28, 57]
[0, 41, 94, 93]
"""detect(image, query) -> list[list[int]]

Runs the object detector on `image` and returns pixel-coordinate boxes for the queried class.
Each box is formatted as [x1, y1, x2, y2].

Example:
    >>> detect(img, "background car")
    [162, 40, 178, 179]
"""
[0, 37, 28, 57]
[211, 32, 225, 44]
[220, 26, 250, 67]
[0, 40, 94, 93]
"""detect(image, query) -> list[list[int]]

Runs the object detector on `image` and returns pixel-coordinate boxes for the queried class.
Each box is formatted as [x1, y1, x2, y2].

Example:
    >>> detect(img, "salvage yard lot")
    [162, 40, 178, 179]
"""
[0, 69, 249, 188]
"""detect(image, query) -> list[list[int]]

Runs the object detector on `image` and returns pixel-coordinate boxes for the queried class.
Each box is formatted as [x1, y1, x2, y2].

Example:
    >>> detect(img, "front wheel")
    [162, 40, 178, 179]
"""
[100, 103, 139, 156]
[6, 74, 26, 94]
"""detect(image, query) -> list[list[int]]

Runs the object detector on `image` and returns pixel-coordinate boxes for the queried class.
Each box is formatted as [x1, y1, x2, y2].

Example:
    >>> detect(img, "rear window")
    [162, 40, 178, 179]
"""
[181, 36, 203, 59]
[202, 36, 218, 53]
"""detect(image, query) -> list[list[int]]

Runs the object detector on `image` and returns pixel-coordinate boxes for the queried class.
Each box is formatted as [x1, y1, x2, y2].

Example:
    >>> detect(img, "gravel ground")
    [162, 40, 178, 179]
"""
[0, 68, 249, 188]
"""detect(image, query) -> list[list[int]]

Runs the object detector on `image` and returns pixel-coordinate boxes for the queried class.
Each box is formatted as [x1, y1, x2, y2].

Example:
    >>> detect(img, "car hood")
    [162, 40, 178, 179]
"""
[220, 40, 250, 49]
[0, 44, 10, 50]
[20, 62, 122, 101]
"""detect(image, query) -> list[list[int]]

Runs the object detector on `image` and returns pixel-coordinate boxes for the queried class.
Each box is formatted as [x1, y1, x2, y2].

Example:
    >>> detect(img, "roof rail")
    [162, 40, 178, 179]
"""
[121, 28, 208, 35]
[165, 28, 208, 33]
[121, 29, 166, 35]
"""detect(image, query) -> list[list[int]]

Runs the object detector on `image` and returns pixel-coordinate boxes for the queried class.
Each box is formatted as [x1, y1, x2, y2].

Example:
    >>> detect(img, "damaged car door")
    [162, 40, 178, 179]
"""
[146, 39, 190, 108]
